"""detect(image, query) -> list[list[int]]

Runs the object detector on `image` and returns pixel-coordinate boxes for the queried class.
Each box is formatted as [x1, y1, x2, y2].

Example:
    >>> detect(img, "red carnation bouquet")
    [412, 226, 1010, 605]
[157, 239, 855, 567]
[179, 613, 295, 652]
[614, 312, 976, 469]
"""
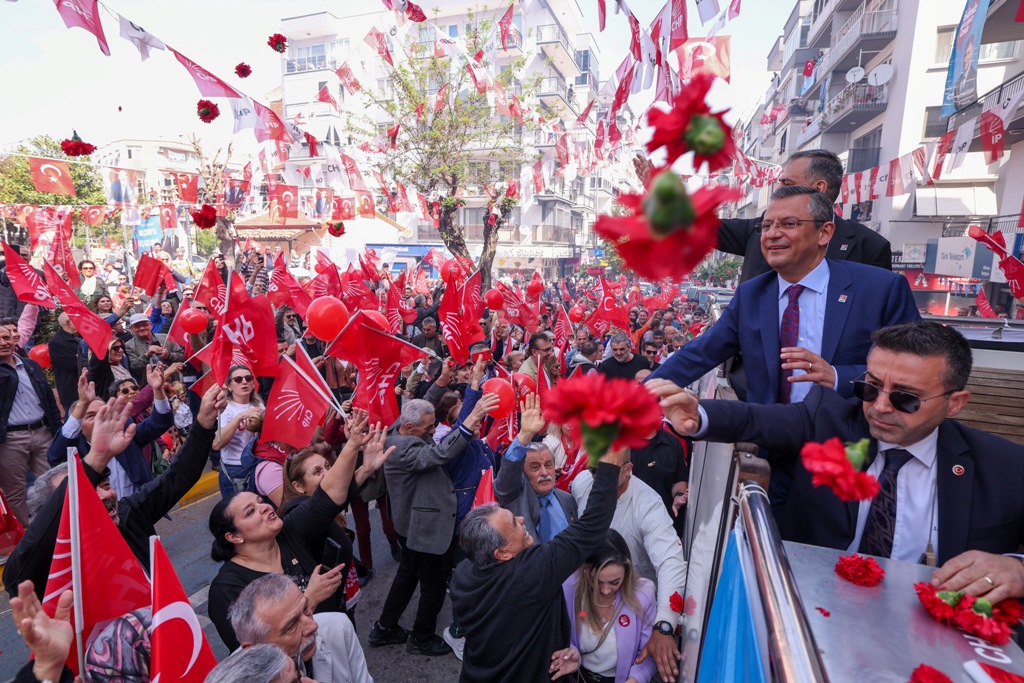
[834, 553, 885, 587]
[60, 130, 96, 157]
[909, 664, 953, 683]
[914, 581, 1023, 645]
[593, 74, 739, 282]
[197, 100, 220, 123]
[190, 204, 217, 228]
[801, 438, 880, 501]
[542, 373, 663, 468]
[323, 221, 345, 238]
[268, 33, 288, 53]
[235, 62, 252, 78]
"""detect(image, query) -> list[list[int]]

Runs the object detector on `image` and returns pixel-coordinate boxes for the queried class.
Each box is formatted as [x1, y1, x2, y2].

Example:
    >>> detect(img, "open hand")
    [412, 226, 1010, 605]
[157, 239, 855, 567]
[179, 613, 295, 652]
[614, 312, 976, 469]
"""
[931, 550, 1024, 604]
[197, 385, 228, 430]
[86, 397, 136, 467]
[11, 580, 74, 682]
[647, 379, 700, 435]
[76, 368, 96, 405]
[362, 422, 396, 472]
[548, 646, 580, 680]
[518, 393, 546, 439]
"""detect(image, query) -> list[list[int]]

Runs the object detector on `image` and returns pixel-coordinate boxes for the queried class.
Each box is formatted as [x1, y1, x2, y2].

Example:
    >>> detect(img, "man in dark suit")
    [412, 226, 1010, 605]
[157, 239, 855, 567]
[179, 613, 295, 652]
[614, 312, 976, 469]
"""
[494, 395, 577, 544]
[650, 321, 1024, 603]
[718, 149, 892, 282]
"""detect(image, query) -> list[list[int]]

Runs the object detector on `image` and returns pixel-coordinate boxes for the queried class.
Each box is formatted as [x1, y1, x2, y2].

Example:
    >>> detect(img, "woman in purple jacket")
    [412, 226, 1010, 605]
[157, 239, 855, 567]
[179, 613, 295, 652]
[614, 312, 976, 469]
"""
[563, 529, 658, 683]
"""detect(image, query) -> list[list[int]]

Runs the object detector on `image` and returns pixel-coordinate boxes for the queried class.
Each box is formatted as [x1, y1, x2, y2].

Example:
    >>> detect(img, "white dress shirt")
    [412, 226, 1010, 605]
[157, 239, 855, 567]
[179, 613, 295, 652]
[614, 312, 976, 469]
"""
[777, 259, 830, 404]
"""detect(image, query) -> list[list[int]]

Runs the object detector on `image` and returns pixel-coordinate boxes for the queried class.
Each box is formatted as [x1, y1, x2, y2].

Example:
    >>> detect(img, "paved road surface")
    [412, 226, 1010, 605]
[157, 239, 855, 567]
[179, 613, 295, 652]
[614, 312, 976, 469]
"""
[0, 488, 463, 682]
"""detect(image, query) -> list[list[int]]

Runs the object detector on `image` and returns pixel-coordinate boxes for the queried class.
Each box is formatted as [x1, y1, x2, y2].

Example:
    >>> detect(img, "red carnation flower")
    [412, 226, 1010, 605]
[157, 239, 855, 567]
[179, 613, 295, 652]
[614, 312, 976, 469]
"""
[801, 438, 880, 502]
[594, 181, 740, 282]
[325, 221, 346, 238]
[992, 596, 1024, 625]
[815, 607, 831, 618]
[197, 99, 220, 123]
[669, 591, 684, 613]
[60, 131, 96, 157]
[834, 553, 885, 587]
[909, 664, 953, 683]
[268, 33, 288, 53]
[190, 204, 217, 229]
[235, 62, 252, 78]
[954, 596, 1014, 645]
[543, 373, 663, 467]
[913, 581, 965, 624]
[645, 74, 735, 172]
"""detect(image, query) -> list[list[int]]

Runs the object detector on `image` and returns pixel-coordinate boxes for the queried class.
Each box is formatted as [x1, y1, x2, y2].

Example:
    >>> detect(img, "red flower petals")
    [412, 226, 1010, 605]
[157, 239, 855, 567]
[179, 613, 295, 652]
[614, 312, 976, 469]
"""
[268, 33, 288, 53]
[801, 438, 880, 502]
[190, 204, 217, 228]
[645, 74, 734, 172]
[197, 99, 220, 123]
[60, 139, 96, 157]
[323, 221, 346, 238]
[235, 62, 252, 78]
[669, 591, 684, 613]
[914, 581, 965, 623]
[954, 596, 1013, 645]
[909, 664, 953, 683]
[834, 554, 885, 587]
[542, 373, 662, 466]
[815, 606, 831, 617]
[594, 185, 740, 282]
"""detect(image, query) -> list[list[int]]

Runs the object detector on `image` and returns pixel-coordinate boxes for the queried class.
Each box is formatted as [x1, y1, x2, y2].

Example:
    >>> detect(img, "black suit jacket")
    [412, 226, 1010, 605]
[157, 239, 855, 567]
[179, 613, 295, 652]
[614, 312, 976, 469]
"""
[700, 386, 1024, 565]
[719, 214, 893, 283]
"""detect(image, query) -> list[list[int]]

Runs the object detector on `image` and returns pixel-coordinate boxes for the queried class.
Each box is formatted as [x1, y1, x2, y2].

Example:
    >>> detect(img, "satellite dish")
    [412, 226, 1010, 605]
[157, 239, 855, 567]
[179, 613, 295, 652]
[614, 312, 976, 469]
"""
[866, 64, 894, 86]
[846, 67, 866, 84]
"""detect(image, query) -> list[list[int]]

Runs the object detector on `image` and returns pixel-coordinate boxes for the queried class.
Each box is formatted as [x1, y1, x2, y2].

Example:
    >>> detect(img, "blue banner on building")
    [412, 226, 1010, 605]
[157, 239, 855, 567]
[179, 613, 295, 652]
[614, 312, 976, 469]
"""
[133, 216, 163, 258]
[942, 0, 991, 117]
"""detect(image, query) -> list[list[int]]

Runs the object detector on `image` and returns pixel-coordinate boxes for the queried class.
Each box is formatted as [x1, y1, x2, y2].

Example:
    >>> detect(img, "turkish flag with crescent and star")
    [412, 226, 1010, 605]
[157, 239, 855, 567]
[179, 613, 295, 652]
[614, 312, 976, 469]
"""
[149, 536, 217, 683]
[44, 262, 112, 358]
[173, 172, 199, 203]
[42, 456, 150, 674]
[168, 47, 241, 98]
[2, 242, 54, 309]
[27, 157, 76, 196]
[260, 356, 332, 449]
[80, 205, 107, 227]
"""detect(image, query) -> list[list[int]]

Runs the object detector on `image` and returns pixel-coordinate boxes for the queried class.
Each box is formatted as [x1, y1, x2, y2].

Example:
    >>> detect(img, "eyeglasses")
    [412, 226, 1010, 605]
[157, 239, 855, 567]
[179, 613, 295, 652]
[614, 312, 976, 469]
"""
[110, 344, 125, 351]
[643, 350, 657, 356]
[231, 375, 254, 384]
[850, 379, 954, 414]
[286, 315, 298, 321]
[758, 218, 821, 233]
[81, 266, 95, 271]
[119, 384, 139, 395]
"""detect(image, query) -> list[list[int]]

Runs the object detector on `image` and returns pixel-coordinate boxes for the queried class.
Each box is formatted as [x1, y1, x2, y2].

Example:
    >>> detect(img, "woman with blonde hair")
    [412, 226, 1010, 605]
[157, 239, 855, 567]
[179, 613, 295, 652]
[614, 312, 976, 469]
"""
[213, 365, 264, 497]
[563, 529, 658, 683]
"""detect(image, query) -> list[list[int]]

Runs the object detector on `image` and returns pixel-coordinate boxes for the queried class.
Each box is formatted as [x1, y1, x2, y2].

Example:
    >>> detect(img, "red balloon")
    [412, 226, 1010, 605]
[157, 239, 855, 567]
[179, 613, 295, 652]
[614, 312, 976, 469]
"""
[481, 378, 516, 419]
[361, 310, 390, 332]
[440, 259, 463, 282]
[527, 279, 545, 297]
[484, 288, 504, 310]
[511, 372, 536, 399]
[306, 297, 350, 341]
[179, 307, 209, 334]
[28, 344, 51, 369]
[568, 306, 584, 323]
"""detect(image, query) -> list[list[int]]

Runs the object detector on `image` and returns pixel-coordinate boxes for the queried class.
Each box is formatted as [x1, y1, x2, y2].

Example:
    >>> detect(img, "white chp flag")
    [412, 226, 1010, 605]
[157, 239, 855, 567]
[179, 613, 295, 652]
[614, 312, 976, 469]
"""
[695, 0, 722, 24]
[118, 14, 166, 60]
[230, 97, 259, 134]
[948, 120, 976, 173]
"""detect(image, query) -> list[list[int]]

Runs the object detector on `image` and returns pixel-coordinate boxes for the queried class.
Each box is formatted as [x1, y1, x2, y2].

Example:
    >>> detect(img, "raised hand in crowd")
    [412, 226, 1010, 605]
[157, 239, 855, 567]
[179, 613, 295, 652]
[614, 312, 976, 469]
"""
[145, 361, 167, 399]
[162, 361, 185, 381]
[463, 392, 501, 433]
[10, 580, 77, 683]
[517, 393, 547, 442]
[72, 368, 96, 417]
[632, 152, 654, 186]
[305, 561, 346, 612]
[196, 385, 229, 430]
[343, 407, 370, 445]
[469, 356, 487, 390]
[436, 358, 455, 387]
[355, 422, 396, 486]
[646, 379, 700, 435]
[82, 397, 136, 471]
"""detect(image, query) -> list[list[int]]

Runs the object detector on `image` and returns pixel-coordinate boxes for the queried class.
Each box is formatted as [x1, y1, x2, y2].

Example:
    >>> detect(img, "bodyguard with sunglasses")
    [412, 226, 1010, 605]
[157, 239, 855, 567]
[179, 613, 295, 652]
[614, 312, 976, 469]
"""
[651, 321, 1024, 603]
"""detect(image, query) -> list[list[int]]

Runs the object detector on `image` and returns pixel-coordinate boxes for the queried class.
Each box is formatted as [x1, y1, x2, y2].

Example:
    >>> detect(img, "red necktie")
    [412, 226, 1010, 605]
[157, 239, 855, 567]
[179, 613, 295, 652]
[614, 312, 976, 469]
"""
[778, 284, 805, 403]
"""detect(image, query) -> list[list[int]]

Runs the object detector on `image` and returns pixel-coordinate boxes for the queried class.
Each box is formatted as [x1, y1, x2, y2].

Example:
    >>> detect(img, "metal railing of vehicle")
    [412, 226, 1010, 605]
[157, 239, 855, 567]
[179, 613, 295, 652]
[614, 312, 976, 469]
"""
[737, 481, 831, 683]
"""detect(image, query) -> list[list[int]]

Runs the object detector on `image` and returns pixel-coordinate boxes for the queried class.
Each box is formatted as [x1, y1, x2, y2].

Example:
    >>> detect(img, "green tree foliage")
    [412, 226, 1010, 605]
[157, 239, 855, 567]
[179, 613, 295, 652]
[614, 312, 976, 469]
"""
[345, 13, 539, 287]
[0, 135, 107, 248]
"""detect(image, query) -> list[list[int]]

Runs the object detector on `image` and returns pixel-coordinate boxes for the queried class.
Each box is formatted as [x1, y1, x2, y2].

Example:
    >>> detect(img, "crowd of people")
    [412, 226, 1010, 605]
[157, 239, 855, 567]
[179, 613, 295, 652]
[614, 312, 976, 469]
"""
[2, 152, 1023, 683]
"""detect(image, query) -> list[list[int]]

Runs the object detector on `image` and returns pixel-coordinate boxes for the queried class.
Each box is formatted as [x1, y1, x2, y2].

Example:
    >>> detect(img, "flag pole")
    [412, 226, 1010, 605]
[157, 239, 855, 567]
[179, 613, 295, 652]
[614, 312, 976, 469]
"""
[66, 448, 86, 674]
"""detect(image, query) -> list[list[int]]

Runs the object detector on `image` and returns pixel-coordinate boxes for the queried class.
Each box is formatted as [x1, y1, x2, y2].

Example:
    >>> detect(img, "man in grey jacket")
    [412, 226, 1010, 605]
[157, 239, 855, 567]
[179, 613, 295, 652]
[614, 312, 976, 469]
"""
[494, 395, 577, 543]
[369, 395, 497, 657]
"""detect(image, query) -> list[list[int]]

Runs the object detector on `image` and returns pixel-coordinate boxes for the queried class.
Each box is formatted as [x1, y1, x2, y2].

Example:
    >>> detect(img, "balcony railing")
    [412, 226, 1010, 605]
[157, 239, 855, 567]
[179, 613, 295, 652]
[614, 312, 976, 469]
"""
[848, 146, 881, 173]
[823, 82, 888, 126]
[533, 225, 575, 243]
[947, 70, 1024, 132]
[285, 56, 338, 73]
[537, 74, 569, 100]
[796, 113, 823, 147]
[536, 23, 574, 55]
[814, 2, 898, 79]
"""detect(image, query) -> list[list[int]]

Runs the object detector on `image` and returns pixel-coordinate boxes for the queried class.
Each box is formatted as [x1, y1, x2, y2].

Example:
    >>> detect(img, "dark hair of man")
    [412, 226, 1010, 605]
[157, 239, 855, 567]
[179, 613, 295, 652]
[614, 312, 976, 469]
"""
[769, 186, 834, 225]
[787, 149, 844, 203]
[642, 341, 657, 352]
[527, 332, 550, 352]
[870, 321, 973, 392]
[578, 340, 599, 357]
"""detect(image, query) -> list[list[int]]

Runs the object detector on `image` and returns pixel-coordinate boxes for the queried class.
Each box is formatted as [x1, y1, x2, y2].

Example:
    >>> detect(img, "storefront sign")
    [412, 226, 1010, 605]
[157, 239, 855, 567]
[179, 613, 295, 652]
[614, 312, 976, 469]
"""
[925, 236, 993, 279]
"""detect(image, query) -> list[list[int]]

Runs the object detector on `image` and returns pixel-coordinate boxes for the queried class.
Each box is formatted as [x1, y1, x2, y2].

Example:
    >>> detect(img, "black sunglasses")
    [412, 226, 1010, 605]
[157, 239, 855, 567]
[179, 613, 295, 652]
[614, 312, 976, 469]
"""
[230, 374, 254, 384]
[110, 344, 125, 351]
[119, 384, 139, 395]
[850, 380, 954, 414]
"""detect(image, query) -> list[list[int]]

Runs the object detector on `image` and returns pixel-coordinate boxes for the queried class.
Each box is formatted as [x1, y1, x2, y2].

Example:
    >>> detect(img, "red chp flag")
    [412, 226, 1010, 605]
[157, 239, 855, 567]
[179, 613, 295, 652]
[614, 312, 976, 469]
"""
[54, 0, 110, 56]
[168, 47, 241, 98]
[43, 456, 150, 674]
[26, 206, 73, 251]
[336, 63, 362, 92]
[27, 157, 76, 197]
[133, 254, 173, 296]
[260, 356, 332, 449]
[193, 259, 228, 320]
[47, 222, 80, 290]
[44, 262, 111, 358]
[669, 0, 689, 51]
[365, 27, 395, 66]
[210, 295, 278, 384]
[2, 243, 54, 308]
[977, 288, 999, 318]
[499, 5, 515, 50]
[150, 537, 217, 683]
[317, 85, 338, 110]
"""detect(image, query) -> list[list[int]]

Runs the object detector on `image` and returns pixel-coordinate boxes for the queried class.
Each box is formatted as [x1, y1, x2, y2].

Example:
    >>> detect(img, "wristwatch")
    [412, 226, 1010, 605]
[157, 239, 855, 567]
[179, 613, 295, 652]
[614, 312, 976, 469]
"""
[655, 620, 674, 636]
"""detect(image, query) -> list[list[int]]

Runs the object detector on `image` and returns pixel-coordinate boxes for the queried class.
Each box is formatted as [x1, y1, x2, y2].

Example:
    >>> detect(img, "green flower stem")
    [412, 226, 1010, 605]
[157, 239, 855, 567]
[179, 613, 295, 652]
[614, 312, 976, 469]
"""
[582, 423, 620, 468]
[846, 438, 871, 470]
